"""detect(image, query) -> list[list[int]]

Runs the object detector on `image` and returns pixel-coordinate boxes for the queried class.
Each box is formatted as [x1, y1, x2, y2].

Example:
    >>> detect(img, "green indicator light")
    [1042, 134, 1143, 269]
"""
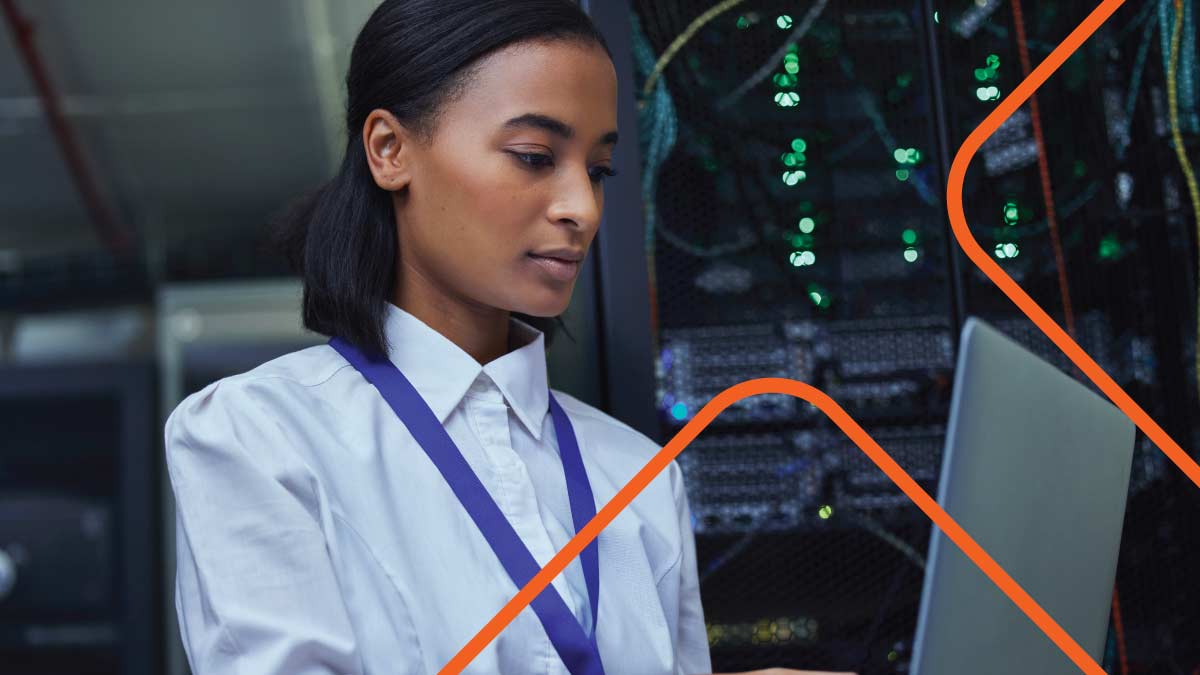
[798, 217, 815, 233]
[736, 15, 750, 29]
[784, 61, 800, 75]
[776, 14, 793, 29]
[782, 170, 806, 186]
[896, 169, 910, 181]
[791, 138, 807, 152]
[806, 282, 830, 307]
[818, 504, 833, 519]
[1003, 201, 1019, 224]
[902, 228, 918, 244]
[774, 91, 800, 106]
[893, 148, 922, 165]
[1099, 233, 1123, 260]
[903, 247, 919, 263]
[976, 86, 1001, 101]
[994, 242, 1020, 259]
[790, 250, 816, 267]
[789, 250, 816, 266]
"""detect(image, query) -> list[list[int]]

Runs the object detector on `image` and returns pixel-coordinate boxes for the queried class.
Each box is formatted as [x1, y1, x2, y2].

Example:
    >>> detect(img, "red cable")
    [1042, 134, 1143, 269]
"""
[1010, 0, 1077, 338]
[0, 0, 134, 257]
[1111, 587, 1129, 675]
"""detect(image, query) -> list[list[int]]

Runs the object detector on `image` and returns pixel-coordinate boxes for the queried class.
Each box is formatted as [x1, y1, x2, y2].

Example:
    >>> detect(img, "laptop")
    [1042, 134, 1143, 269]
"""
[909, 317, 1136, 674]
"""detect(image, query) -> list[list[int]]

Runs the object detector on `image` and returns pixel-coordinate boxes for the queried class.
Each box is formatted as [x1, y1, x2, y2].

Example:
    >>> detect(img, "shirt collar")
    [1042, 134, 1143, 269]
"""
[383, 301, 550, 441]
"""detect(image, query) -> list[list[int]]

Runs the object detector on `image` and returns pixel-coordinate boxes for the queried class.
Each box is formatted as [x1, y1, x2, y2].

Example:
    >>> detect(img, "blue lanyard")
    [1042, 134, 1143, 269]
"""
[329, 337, 604, 675]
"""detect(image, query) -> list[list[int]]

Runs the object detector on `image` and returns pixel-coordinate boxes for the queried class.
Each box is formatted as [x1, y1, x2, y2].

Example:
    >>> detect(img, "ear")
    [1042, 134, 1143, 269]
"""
[362, 108, 414, 191]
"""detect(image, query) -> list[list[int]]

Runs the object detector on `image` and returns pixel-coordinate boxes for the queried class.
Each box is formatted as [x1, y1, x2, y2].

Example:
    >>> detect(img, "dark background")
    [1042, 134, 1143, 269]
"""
[2, 1, 1198, 674]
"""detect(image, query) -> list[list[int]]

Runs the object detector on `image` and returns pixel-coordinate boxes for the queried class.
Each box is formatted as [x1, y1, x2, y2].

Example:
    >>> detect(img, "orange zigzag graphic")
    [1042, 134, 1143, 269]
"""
[444, 1, 1198, 673]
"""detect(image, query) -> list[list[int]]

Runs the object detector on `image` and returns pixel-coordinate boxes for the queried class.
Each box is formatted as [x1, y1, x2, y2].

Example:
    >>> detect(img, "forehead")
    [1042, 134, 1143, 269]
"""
[444, 40, 617, 141]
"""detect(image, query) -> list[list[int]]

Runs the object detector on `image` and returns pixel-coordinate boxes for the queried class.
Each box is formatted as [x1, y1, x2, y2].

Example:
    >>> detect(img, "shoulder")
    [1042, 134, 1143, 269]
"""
[550, 387, 654, 448]
[164, 346, 350, 526]
[231, 342, 352, 389]
[172, 343, 348, 411]
[164, 344, 349, 462]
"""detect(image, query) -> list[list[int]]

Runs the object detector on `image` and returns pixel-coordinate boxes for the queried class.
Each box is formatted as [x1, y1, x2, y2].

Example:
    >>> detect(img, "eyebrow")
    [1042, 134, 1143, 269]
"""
[502, 112, 619, 147]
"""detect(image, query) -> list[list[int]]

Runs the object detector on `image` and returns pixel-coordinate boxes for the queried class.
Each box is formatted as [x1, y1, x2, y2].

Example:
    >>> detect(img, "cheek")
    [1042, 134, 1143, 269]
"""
[423, 155, 547, 278]
[440, 204, 538, 294]
[465, 187, 542, 256]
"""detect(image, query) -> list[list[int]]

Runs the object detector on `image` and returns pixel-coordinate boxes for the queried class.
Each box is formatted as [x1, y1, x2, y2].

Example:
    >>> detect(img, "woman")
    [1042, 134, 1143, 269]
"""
[164, 1, 855, 673]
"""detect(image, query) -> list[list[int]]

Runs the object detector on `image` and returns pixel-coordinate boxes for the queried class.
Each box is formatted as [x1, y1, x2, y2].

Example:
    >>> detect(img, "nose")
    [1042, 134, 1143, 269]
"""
[546, 164, 603, 234]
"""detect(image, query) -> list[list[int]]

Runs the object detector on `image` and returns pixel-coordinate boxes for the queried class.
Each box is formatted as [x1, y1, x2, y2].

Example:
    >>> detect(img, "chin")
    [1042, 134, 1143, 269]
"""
[513, 291, 573, 318]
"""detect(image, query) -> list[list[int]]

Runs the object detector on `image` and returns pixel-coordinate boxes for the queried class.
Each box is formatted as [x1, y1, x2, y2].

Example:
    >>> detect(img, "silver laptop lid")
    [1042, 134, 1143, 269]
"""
[910, 317, 1135, 675]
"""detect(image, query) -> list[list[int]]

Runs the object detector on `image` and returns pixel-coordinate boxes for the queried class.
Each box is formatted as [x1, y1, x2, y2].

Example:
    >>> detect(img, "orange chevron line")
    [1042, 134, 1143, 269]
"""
[446, 382, 1096, 674]
[946, 0, 1200, 492]
[443, 1, 1186, 673]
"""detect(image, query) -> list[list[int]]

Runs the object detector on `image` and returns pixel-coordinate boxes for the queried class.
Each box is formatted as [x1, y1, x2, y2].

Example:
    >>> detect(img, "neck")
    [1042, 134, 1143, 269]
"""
[393, 266, 512, 366]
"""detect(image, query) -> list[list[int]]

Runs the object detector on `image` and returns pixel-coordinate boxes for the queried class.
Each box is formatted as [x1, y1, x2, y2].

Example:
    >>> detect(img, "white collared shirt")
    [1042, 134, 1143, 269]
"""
[165, 301, 712, 674]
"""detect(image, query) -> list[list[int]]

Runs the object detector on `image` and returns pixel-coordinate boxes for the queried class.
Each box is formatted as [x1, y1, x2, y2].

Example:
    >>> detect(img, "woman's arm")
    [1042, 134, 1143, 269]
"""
[671, 459, 713, 675]
[166, 380, 366, 675]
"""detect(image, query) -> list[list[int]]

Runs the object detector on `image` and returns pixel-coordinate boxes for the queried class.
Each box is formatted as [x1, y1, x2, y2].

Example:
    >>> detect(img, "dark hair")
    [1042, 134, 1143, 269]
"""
[267, 0, 611, 358]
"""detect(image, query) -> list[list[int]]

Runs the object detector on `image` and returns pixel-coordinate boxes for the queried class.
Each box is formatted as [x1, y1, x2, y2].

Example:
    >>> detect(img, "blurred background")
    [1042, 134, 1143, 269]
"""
[2, 0, 1199, 674]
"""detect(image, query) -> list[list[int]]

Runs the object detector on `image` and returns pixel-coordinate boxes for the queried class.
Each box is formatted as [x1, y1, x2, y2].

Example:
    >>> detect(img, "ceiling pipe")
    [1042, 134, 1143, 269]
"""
[1, 0, 137, 257]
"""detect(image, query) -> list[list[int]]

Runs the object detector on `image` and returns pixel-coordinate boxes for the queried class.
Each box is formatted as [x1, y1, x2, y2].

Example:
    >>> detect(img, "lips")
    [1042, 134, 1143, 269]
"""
[527, 253, 580, 281]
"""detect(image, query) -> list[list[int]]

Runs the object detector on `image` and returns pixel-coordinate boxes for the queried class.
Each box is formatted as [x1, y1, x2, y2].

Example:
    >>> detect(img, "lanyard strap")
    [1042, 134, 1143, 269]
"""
[550, 393, 600, 638]
[329, 337, 603, 675]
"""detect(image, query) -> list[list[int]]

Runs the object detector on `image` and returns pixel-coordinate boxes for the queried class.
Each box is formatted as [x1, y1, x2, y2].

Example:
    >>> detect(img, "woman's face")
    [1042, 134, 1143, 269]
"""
[364, 39, 618, 319]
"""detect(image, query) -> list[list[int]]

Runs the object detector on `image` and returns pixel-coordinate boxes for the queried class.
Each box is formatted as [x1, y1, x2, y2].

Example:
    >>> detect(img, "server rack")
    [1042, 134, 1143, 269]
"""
[587, 1, 1200, 672]
[0, 360, 159, 675]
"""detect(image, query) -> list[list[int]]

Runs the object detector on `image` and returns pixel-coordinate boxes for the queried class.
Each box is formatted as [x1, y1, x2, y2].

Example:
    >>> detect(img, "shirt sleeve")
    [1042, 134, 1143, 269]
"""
[165, 378, 365, 675]
[669, 459, 712, 675]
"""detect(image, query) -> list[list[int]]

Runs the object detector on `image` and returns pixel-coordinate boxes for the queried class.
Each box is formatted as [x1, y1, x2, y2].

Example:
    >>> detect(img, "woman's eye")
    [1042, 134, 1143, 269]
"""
[513, 152, 554, 168]
[511, 152, 619, 184]
[590, 166, 618, 184]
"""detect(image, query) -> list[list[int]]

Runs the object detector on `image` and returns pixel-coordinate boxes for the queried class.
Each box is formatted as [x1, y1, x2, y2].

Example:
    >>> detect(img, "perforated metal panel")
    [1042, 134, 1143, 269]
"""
[621, 1, 1200, 672]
